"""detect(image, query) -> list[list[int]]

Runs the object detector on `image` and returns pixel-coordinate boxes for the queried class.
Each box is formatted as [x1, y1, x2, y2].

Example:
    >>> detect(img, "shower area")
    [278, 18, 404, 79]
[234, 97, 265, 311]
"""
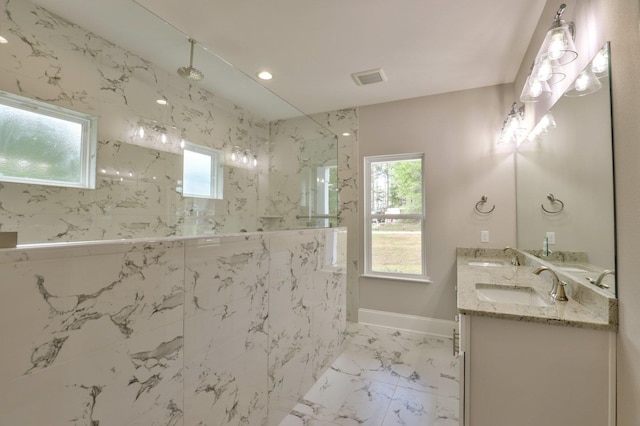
[0, 0, 350, 424]
[0, 0, 341, 242]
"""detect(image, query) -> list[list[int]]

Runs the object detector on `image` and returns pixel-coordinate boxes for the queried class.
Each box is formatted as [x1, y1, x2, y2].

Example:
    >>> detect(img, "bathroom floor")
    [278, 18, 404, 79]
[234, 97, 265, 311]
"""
[280, 323, 460, 426]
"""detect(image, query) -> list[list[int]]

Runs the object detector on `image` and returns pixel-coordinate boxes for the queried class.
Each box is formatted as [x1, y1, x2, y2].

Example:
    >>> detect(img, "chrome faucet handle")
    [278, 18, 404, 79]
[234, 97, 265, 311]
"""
[533, 266, 568, 301]
[594, 269, 615, 289]
[503, 247, 521, 266]
[555, 280, 569, 302]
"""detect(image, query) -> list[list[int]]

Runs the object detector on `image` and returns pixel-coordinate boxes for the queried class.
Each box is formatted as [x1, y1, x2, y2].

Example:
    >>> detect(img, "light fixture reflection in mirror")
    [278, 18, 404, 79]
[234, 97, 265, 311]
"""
[525, 112, 556, 144]
[565, 69, 602, 97]
[516, 42, 615, 295]
[592, 49, 609, 74]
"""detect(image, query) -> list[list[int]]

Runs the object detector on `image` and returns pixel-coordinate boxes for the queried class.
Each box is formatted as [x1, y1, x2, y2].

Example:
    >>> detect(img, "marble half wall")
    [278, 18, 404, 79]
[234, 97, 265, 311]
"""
[0, 227, 347, 425]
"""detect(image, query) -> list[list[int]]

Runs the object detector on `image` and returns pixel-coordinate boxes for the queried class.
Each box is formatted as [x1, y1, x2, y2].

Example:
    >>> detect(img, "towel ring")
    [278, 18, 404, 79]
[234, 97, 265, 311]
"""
[475, 195, 495, 215]
[541, 193, 564, 214]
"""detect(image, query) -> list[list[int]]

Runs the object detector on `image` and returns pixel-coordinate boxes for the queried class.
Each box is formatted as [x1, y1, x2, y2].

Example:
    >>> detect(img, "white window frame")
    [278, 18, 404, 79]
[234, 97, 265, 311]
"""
[0, 91, 97, 189]
[182, 142, 223, 199]
[363, 153, 428, 282]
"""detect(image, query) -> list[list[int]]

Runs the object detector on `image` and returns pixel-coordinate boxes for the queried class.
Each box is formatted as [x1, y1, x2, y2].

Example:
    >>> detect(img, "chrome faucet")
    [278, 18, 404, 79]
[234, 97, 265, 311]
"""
[503, 247, 521, 266]
[533, 266, 568, 301]
[587, 269, 615, 289]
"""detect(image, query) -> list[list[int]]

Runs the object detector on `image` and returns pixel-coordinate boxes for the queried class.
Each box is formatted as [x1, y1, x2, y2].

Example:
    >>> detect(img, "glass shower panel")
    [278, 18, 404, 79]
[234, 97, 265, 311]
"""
[261, 116, 338, 231]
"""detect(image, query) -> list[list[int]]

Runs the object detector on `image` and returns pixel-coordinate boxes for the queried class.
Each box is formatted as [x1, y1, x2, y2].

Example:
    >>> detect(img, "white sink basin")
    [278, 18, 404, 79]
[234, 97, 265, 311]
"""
[476, 283, 549, 307]
[468, 260, 508, 267]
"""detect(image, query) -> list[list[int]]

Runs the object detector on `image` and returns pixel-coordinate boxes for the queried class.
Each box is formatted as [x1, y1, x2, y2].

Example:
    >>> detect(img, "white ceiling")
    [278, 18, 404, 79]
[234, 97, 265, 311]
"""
[32, 0, 546, 120]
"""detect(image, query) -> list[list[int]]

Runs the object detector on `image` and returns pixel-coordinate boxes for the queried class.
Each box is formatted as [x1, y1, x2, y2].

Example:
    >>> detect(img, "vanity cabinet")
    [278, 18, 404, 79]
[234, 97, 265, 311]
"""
[458, 313, 616, 426]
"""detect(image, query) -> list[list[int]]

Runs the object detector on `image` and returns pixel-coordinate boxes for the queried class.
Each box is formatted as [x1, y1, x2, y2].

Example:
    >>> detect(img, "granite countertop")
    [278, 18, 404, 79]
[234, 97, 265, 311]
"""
[456, 248, 617, 331]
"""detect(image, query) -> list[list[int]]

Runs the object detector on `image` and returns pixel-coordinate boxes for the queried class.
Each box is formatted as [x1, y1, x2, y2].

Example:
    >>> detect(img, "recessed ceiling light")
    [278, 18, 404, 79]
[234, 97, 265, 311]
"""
[156, 99, 168, 105]
[342, 132, 351, 136]
[257, 71, 273, 80]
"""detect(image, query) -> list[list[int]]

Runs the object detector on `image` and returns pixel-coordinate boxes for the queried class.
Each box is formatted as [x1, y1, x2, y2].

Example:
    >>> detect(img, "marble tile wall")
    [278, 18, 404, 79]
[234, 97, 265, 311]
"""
[310, 110, 359, 323]
[0, 0, 344, 245]
[0, 227, 347, 425]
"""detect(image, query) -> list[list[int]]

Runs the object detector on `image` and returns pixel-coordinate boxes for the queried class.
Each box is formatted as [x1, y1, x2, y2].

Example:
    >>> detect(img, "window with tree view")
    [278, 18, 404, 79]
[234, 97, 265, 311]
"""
[364, 153, 426, 280]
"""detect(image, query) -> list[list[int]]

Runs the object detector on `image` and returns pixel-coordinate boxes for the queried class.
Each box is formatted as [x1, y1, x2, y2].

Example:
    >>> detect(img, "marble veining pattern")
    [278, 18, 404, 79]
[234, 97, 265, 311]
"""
[310, 109, 359, 323]
[456, 248, 617, 330]
[279, 323, 459, 426]
[1, 0, 351, 245]
[0, 228, 347, 425]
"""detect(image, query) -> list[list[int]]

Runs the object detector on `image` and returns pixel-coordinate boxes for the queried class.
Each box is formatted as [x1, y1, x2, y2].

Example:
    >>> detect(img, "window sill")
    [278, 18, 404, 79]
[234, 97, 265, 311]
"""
[360, 274, 432, 284]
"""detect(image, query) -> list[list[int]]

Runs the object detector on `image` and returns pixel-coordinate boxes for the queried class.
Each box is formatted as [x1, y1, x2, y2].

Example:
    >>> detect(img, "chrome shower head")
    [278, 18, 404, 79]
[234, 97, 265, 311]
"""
[177, 39, 204, 81]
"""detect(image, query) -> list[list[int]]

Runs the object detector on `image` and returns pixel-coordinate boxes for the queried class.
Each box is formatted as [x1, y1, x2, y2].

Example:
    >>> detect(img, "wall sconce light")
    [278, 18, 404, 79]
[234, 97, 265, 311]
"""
[131, 120, 189, 152]
[498, 103, 526, 145]
[520, 3, 577, 103]
[229, 146, 258, 169]
[520, 65, 552, 103]
[538, 4, 578, 66]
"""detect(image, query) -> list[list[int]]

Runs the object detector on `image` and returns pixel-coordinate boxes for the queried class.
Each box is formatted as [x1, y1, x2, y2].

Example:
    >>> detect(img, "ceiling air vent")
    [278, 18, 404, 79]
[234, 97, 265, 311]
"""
[351, 68, 387, 86]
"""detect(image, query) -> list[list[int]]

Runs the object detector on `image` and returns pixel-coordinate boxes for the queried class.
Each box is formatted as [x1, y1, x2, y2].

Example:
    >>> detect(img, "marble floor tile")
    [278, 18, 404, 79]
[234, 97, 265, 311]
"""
[281, 323, 460, 426]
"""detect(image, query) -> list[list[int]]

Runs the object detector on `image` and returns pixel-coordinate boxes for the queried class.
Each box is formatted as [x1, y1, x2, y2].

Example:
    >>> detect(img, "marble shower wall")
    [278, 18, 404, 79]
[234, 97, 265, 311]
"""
[0, 0, 340, 244]
[266, 109, 358, 321]
[309, 109, 359, 323]
[0, 227, 347, 425]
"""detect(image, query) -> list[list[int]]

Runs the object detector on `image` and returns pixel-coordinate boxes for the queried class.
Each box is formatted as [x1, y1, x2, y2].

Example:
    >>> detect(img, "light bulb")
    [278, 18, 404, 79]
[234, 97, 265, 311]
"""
[529, 80, 543, 98]
[231, 152, 237, 161]
[137, 126, 145, 138]
[541, 113, 556, 131]
[574, 72, 590, 92]
[242, 153, 248, 164]
[536, 58, 553, 81]
[161, 132, 167, 144]
[547, 33, 566, 61]
[180, 139, 185, 149]
[253, 156, 258, 167]
[592, 50, 608, 74]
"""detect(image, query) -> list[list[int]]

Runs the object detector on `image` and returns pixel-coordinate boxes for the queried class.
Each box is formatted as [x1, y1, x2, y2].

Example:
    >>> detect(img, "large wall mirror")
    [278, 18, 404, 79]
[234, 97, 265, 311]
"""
[0, 0, 339, 244]
[516, 43, 616, 295]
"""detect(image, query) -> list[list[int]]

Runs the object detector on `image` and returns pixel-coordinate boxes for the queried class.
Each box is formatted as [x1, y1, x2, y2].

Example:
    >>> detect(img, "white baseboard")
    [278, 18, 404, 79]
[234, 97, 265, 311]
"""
[358, 308, 457, 338]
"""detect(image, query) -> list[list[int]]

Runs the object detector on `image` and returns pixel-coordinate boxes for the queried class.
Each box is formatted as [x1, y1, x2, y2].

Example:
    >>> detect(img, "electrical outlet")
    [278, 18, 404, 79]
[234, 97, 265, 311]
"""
[546, 231, 556, 245]
[480, 230, 489, 243]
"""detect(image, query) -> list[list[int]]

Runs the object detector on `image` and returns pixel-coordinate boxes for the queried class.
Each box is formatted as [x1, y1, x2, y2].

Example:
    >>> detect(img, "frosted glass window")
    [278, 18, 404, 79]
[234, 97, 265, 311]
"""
[0, 91, 97, 188]
[183, 144, 222, 199]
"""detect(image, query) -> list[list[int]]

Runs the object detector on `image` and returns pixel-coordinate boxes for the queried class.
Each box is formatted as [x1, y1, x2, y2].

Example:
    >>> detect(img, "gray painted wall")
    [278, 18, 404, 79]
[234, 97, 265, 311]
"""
[358, 84, 517, 320]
